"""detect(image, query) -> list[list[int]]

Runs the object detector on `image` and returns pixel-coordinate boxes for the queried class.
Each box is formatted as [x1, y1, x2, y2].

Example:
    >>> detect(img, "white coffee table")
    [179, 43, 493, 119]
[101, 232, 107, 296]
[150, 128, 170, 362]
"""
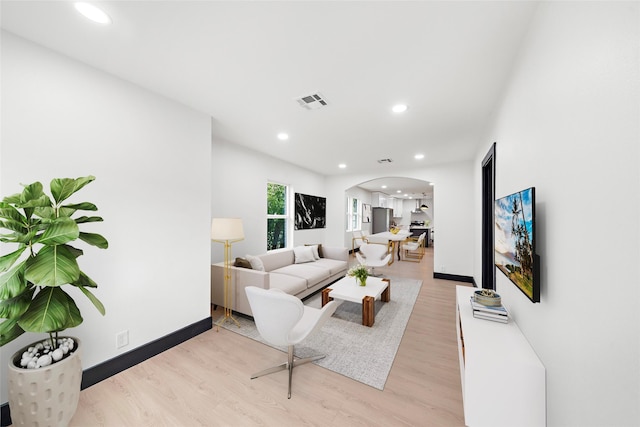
[321, 276, 391, 327]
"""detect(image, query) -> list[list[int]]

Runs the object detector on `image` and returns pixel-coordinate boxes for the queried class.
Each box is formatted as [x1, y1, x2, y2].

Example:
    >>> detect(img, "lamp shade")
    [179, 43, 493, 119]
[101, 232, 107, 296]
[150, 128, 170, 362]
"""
[211, 218, 244, 241]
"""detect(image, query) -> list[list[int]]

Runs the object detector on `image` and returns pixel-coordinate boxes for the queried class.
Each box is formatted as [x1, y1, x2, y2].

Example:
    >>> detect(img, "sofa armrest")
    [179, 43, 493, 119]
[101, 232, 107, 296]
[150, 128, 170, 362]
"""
[321, 246, 349, 262]
[211, 263, 270, 316]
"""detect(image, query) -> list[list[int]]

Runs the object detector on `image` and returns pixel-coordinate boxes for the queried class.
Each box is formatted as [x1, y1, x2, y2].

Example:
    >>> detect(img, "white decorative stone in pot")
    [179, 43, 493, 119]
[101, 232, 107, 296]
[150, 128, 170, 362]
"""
[8, 337, 82, 427]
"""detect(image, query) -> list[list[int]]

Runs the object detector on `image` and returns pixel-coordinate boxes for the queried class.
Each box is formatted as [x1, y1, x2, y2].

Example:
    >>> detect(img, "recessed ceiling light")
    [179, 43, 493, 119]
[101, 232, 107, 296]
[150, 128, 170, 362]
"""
[74, 2, 112, 24]
[392, 104, 408, 113]
[404, 194, 408, 197]
[381, 185, 387, 189]
[414, 153, 424, 160]
[338, 163, 346, 169]
[277, 133, 289, 141]
[430, 182, 435, 186]
[396, 190, 402, 193]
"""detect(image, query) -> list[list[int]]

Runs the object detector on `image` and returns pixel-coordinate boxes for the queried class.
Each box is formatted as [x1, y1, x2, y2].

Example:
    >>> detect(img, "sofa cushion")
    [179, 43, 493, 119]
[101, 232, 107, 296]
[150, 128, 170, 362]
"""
[246, 255, 265, 271]
[234, 257, 252, 269]
[268, 272, 307, 295]
[272, 263, 331, 288]
[294, 246, 315, 264]
[258, 249, 294, 272]
[311, 258, 348, 276]
[305, 244, 323, 259]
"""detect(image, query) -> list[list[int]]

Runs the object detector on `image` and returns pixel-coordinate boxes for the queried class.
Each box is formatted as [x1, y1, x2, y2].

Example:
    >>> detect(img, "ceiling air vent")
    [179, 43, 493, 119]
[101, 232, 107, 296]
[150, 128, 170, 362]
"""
[295, 92, 328, 110]
[377, 158, 394, 164]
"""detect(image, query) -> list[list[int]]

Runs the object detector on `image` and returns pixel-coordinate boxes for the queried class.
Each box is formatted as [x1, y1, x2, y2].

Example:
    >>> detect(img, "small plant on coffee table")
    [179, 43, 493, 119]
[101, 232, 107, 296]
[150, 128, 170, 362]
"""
[348, 264, 369, 286]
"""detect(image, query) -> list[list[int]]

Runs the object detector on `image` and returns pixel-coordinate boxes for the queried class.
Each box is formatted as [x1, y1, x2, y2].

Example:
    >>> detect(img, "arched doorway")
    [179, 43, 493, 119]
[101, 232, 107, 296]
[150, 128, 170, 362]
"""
[345, 176, 434, 250]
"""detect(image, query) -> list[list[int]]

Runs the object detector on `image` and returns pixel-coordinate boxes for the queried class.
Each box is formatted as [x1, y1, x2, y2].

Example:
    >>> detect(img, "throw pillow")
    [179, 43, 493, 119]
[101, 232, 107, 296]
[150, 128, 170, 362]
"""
[234, 257, 252, 269]
[307, 244, 320, 260]
[294, 246, 315, 264]
[246, 255, 265, 271]
[305, 243, 324, 258]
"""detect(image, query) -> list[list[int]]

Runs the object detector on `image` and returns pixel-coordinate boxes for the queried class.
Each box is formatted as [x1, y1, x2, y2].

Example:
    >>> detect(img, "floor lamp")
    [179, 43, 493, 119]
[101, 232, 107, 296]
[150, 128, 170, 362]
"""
[211, 218, 244, 329]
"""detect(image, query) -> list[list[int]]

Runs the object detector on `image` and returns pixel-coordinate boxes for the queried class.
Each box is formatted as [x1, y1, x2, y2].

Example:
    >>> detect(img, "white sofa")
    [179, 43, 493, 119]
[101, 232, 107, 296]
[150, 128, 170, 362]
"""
[211, 245, 349, 317]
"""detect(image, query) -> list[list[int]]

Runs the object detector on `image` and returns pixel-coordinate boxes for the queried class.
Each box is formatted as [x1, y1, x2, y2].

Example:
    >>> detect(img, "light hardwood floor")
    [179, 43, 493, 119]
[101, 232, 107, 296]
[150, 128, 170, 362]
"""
[69, 247, 470, 426]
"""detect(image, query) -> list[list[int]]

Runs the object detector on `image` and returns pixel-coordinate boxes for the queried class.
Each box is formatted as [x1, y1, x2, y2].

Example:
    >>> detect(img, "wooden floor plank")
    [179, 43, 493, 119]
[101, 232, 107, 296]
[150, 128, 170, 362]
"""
[69, 247, 469, 426]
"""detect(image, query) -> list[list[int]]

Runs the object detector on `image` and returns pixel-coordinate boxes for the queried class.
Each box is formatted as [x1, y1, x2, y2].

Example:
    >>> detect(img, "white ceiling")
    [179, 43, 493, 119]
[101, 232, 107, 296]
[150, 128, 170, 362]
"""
[356, 176, 434, 200]
[1, 1, 537, 190]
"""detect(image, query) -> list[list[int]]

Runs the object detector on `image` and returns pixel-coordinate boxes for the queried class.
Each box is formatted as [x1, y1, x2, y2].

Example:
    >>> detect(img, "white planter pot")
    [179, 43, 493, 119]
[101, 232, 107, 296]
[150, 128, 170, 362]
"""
[8, 338, 82, 427]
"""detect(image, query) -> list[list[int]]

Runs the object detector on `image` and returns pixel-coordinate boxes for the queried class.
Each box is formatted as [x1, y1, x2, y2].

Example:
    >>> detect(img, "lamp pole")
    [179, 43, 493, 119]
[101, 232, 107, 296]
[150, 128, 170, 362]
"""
[211, 218, 244, 330]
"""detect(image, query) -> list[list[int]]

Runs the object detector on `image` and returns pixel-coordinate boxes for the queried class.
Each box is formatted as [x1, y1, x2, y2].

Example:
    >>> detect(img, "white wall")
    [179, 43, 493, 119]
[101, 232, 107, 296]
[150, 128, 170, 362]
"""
[210, 140, 327, 262]
[344, 185, 373, 250]
[0, 33, 212, 403]
[474, 3, 640, 426]
[326, 160, 474, 277]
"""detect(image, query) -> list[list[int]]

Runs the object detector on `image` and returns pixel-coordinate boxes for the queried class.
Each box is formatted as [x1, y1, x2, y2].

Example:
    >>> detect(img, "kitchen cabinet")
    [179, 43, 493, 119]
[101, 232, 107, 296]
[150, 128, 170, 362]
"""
[371, 192, 388, 208]
[392, 198, 403, 217]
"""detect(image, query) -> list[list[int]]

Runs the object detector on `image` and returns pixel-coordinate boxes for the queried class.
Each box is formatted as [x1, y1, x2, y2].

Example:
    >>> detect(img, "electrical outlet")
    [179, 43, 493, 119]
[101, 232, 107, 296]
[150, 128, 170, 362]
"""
[116, 330, 129, 349]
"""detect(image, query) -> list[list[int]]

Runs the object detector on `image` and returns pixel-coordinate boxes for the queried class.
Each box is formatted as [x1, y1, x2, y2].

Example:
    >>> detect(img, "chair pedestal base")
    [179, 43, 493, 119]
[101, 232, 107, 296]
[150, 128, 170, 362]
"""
[251, 345, 326, 399]
[368, 267, 384, 277]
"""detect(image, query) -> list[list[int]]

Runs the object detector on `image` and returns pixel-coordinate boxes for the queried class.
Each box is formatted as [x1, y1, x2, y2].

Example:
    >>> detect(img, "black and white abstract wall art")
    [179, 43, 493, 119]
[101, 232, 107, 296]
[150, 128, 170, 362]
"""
[362, 203, 371, 223]
[294, 193, 326, 230]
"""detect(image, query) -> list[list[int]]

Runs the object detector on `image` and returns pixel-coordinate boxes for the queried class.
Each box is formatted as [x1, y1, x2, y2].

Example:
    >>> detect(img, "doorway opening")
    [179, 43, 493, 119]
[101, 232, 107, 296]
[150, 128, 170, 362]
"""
[481, 143, 496, 290]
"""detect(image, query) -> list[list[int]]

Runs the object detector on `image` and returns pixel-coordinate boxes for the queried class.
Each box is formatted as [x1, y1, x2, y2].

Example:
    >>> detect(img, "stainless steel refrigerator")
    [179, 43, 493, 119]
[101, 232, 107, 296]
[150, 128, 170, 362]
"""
[372, 207, 393, 234]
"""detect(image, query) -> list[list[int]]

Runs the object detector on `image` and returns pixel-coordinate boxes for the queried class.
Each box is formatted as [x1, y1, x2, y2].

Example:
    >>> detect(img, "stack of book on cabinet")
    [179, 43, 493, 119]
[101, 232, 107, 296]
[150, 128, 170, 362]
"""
[470, 297, 509, 323]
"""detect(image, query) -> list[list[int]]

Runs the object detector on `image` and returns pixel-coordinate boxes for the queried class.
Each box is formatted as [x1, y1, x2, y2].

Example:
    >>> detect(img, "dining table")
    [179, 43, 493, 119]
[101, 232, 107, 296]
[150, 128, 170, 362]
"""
[366, 230, 412, 264]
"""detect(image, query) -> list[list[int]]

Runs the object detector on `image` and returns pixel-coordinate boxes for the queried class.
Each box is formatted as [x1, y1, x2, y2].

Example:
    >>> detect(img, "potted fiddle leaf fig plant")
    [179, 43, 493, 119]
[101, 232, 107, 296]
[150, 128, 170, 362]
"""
[0, 175, 108, 426]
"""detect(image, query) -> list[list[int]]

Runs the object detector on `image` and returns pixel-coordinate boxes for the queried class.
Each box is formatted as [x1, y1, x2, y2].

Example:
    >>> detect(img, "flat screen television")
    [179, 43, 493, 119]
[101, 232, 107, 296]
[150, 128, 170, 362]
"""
[494, 187, 540, 303]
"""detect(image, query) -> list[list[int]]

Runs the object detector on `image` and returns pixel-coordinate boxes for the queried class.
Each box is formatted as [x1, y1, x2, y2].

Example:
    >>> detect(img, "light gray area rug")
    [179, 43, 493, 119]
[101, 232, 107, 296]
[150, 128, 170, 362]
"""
[220, 277, 422, 390]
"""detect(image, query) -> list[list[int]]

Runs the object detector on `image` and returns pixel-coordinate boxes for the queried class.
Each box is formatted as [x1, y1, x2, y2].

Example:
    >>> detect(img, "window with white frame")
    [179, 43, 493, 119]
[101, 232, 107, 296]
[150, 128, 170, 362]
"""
[267, 182, 289, 250]
[346, 196, 361, 232]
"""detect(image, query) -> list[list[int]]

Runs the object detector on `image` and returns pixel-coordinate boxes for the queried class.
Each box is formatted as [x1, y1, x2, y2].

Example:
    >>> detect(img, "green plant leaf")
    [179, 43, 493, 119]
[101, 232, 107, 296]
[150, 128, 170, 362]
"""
[20, 194, 52, 209]
[18, 287, 81, 333]
[61, 291, 83, 330]
[0, 218, 28, 235]
[0, 247, 26, 273]
[75, 216, 103, 224]
[79, 232, 109, 249]
[0, 287, 34, 319]
[64, 202, 98, 211]
[0, 202, 25, 223]
[0, 261, 27, 299]
[2, 193, 21, 204]
[38, 217, 79, 245]
[77, 285, 105, 316]
[65, 245, 84, 259]
[73, 271, 97, 288]
[0, 203, 28, 238]
[34, 206, 56, 219]
[25, 245, 80, 287]
[20, 182, 44, 204]
[0, 319, 25, 346]
[0, 231, 23, 243]
[0, 228, 38, 245]
[50, 176, 95, 204]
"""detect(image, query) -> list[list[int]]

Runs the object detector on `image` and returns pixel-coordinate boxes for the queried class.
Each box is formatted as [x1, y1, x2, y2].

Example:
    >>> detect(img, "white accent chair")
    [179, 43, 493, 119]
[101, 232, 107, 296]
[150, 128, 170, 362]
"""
[352, 230, 364, 252]
[351, 230, 372, 252]
[356, 242, 391, 276]
[402, 232, 426, 262]
[245, 286, 338, 399]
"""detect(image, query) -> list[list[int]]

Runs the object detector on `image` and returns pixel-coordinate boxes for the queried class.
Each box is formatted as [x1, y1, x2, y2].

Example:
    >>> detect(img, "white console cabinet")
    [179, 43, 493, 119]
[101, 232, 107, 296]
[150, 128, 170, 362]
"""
[456, 286, 546, 427]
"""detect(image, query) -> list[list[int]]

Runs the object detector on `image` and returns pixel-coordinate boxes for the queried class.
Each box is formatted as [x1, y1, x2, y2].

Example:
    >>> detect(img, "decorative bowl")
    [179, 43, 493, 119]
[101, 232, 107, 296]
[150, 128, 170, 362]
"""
[473, 290, 502, 307]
